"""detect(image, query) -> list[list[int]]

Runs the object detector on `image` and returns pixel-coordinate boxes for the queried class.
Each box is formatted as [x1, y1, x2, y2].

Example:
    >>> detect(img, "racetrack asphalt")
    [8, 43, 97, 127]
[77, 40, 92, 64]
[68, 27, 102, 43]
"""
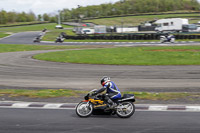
[1, 27, 200, 133]
[0, 31, 200, 104]
[0, 50, 200, 91]
[0, 108, 200, 133]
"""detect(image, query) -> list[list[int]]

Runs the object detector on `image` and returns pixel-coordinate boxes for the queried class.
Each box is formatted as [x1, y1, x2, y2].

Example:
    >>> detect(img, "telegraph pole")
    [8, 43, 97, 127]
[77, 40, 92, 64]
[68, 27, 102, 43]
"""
[58, 10, 61, 25]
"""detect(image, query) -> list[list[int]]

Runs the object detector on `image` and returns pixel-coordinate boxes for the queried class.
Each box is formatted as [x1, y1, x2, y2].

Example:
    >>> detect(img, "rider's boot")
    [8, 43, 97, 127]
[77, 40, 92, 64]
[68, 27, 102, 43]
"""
[107, 99, 117, 109]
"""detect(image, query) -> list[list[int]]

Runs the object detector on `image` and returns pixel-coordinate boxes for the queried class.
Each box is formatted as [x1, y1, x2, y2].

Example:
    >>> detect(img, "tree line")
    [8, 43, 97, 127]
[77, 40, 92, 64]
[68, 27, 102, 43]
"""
[0, 10, 57, 24]
[60, 0, 200, 21]
[0, 0, 199, 24]
[0, 11, 36, 24]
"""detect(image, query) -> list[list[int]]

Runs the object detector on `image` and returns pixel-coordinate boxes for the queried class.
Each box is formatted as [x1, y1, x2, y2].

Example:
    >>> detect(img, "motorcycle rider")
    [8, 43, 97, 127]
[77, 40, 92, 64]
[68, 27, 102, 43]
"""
[92, 76, 122, 108]
[160, 33, 175, 43]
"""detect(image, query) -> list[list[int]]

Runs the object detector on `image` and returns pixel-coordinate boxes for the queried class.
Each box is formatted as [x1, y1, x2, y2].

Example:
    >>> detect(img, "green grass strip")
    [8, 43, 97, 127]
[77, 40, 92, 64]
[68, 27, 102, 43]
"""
[0, 23, 72, 33]
[0, 32, 10, 38]
[123, 91, 198, 101]
[85, 13, 200, 26]
[34, 46, 200, 65]
[0, 89, 199, 101]
[0, 44, 86, 53]
[0, 89, 86, 98]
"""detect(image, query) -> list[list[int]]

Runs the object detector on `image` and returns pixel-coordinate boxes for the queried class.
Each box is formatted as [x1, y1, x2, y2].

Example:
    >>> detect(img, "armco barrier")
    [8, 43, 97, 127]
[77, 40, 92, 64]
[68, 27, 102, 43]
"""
[64, 34, 200, 40]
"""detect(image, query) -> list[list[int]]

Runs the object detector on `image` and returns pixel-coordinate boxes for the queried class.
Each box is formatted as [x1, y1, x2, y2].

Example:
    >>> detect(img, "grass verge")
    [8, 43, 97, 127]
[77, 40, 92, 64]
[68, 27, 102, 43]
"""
[34, 45, 200, 65]
[0, 89, 199, 101]
[85, 13, 200, 26]
[0, 89, 86, 98]
[124, 91, 199, 101]
[0, 44, 92, 53]
[0, 32, 10, 38]
[42, 29, 75, 41]
[0, 21, 48, 27]
[0, 23, 72, 33]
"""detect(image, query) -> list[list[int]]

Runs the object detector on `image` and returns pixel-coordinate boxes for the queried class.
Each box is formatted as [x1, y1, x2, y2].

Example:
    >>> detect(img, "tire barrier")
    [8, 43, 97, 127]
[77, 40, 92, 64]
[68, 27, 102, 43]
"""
[63, 34, 200, 40]
[174, 35, 200, 40]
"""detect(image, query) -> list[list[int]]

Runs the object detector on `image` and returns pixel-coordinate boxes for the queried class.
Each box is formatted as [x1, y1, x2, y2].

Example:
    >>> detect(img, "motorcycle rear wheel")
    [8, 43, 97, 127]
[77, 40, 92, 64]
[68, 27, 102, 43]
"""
[116, 102, 135, 118]
[76, 102, 93, 118]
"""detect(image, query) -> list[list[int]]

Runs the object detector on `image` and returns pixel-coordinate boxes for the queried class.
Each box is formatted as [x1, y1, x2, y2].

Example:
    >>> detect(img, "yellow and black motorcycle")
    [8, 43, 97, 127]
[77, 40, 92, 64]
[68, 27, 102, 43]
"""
[76, 89, 135, 118]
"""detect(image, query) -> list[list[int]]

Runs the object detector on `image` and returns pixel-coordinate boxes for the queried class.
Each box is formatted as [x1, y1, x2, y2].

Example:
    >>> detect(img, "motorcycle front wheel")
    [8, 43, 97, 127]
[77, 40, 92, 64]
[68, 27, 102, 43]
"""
[76, 102, 93, 118]
[116, 102, 135, 118]
[170, 38, 175, 43]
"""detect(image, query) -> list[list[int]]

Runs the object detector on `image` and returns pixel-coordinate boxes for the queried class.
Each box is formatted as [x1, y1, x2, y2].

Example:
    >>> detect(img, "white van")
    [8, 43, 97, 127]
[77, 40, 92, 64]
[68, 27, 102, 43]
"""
[155, 18, 188, 32]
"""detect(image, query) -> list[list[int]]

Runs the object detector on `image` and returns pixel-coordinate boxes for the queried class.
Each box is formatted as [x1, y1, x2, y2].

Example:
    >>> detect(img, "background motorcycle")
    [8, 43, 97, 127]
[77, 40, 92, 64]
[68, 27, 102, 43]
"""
[33, 35, 42, 43]
[160, 34, 175, 43]
[76, 89, 136, 118]
[55, 35, 65, 43]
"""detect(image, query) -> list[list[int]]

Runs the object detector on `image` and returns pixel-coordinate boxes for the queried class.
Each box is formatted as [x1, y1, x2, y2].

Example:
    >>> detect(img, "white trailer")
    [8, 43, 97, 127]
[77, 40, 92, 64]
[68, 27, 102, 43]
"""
[155, 18, 188, 32]
[116, 27, 138, 33]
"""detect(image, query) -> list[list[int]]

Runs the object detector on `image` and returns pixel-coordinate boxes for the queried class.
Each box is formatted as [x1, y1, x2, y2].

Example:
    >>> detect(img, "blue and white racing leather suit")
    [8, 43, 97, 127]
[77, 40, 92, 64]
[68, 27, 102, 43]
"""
[97, 81, 121, 100]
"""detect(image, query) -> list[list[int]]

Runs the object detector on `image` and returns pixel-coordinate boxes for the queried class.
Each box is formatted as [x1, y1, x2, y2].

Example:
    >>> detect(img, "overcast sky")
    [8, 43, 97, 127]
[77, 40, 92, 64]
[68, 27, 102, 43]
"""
[0, 0, 200, 15]
[0, 0, 120, 15]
